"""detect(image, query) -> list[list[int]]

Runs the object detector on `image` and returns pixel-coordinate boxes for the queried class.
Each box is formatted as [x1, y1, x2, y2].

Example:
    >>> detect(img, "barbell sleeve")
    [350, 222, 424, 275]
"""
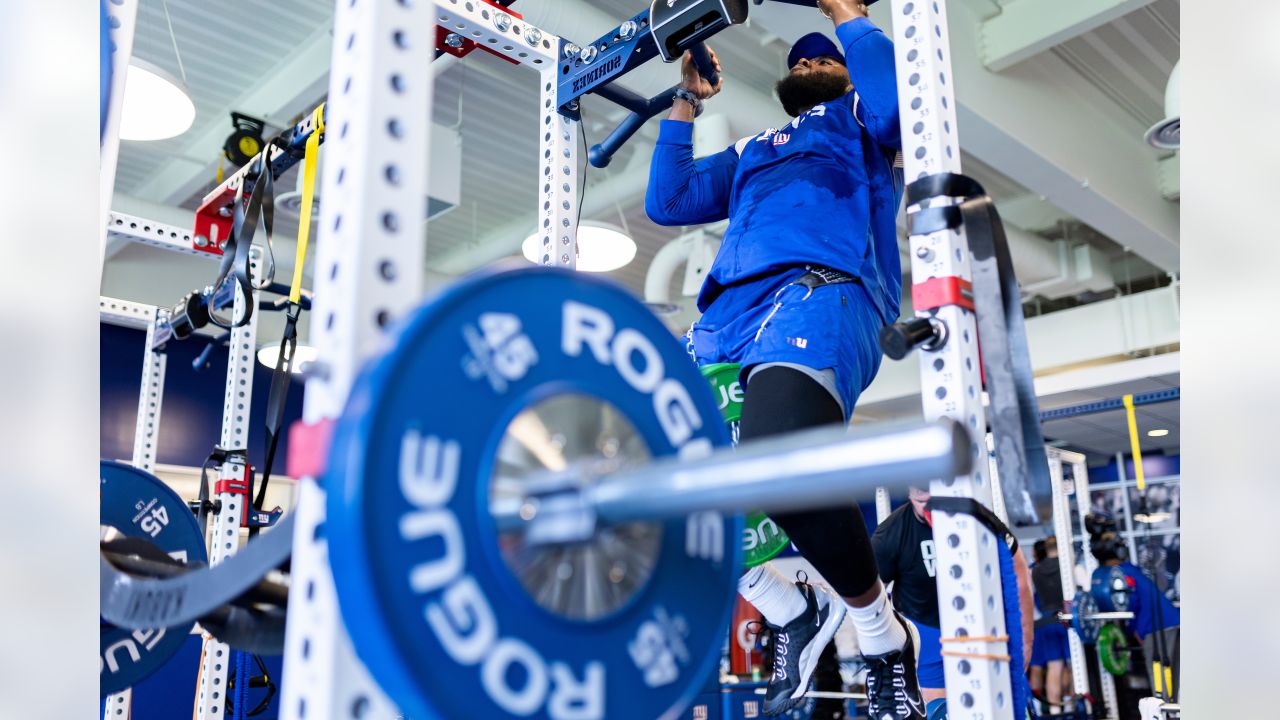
[505, 419, 970, 535]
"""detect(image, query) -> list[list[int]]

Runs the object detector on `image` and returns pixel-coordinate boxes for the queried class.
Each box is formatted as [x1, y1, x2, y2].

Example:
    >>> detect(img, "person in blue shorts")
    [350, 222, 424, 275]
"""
[1029, 536, 1074, 714]
[870, 488, 1034, 720]
[646, 1, 917, 716]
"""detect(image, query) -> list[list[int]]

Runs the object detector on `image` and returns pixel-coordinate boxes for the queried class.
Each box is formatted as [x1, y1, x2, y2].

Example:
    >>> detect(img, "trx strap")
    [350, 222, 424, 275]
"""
[254, 104, 324, 516]
[210, 143, 280, 329]
[906, 173, 1051, 526]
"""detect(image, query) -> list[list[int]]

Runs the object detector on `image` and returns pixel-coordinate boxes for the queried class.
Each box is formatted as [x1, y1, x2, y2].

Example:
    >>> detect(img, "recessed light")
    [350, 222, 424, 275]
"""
[1147, 428, 1170, 437]
[257, 343, 319, 371]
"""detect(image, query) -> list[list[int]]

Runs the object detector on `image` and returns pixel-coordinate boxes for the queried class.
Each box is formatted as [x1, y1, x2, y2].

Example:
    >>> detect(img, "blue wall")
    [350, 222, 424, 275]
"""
[102, 635, 283, 719]
[101, 323, 305, 469]
[1090, 454, 1181, 483]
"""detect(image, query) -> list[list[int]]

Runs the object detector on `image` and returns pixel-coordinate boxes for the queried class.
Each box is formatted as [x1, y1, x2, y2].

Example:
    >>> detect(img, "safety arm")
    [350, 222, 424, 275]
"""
[837, 17, 901, 150]
[644, 120, 737, 226]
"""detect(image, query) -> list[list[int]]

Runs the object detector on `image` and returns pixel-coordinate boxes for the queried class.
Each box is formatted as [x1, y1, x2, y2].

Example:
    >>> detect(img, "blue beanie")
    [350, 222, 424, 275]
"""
[787, 32, 845, 69]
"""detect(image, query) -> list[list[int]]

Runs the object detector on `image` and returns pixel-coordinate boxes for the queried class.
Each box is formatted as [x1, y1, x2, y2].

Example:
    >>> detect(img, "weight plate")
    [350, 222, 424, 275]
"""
[1097, 623, 1130, 676]
[1070, 591, 1100, 645]
[1106, 565, 1131, 612]
[327, 264, 739, 720]
[1090, 564, 1132, 613]
[700, 362, 792, 569]
[100, 461, 207, 696]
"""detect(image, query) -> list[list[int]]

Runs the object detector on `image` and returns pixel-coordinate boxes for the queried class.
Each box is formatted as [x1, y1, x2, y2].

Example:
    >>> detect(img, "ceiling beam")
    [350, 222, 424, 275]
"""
[980, 0, 1155, 72]
[128, 19, 334, 206]
[996, 194, 1075, 233]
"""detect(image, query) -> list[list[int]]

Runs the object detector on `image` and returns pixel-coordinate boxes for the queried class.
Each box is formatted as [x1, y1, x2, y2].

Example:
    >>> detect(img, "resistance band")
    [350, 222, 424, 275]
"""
[1122, 392, 1177, 700]
[1122, 394, 1146, 491]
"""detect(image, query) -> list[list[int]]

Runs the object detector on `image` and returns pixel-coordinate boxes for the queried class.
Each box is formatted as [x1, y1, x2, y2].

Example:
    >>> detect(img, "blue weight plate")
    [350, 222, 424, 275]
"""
[100, 460, 207, 696]
[1071, 591, 1100, 645]
[328, 264, 739, 720]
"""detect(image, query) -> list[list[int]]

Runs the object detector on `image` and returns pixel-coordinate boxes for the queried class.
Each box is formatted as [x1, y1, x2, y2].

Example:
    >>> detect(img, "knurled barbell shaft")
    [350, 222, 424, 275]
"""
[504, 419, 970, 537]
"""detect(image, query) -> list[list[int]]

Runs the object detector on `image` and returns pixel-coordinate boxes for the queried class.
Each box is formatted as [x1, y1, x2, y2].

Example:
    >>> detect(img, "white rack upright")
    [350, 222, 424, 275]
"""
[887, 0, 1015, 717]
[1048, 447, 1120, 719]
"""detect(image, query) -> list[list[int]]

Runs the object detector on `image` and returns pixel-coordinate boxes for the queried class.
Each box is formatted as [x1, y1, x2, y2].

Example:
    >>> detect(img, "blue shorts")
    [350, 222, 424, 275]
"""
[688, 268, 883, 420]
[913, 621, 946, 690]
[1030, 622, 1071, 667]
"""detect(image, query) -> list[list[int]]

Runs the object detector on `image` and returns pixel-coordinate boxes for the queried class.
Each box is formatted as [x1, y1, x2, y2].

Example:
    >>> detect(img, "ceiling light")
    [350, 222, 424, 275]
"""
[522, 222, 637, 272]
[257, 342, 319, 371]
[119, 58, 195, 141]
[1147, 428, 1170, 437]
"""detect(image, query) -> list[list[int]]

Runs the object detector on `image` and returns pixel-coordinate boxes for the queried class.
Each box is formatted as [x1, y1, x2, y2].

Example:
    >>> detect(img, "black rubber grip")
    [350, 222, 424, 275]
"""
[879, 317, 940, 360]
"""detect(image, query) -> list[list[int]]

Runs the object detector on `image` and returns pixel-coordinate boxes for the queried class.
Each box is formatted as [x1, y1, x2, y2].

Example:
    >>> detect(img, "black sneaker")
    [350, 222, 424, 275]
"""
[762, 581, 846, 716]
[863, 612, 925, 720]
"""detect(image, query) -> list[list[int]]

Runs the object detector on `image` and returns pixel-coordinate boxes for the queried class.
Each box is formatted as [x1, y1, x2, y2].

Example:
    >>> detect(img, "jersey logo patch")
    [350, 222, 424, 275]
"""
[771, 132, 791, 146]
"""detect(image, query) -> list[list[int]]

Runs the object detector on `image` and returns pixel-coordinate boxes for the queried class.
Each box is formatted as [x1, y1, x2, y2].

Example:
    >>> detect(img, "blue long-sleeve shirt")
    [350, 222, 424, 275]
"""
[646, 17, 903, 325]
[1092, 562, 1180, 639]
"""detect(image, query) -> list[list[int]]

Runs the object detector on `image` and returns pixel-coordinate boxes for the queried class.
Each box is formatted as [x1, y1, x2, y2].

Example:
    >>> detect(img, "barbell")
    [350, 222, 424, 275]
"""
[1059, 590, 1134, 646]
[323, 265, 972, 720]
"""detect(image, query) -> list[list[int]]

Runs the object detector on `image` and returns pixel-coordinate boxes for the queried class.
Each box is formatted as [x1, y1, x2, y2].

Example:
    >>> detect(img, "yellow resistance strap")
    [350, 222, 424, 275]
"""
[1122, 394, 1146, 491]
[289, 103, 324, 304]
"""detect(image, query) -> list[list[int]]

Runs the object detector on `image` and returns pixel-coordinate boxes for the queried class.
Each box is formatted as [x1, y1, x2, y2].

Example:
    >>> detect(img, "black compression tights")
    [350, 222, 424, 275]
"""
[738, 365, 881, 599]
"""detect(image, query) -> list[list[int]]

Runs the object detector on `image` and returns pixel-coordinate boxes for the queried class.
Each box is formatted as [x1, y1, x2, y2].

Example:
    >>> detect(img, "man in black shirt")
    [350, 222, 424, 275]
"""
[1028, 536, 1073, 713]
[872, 488, 1034, 718]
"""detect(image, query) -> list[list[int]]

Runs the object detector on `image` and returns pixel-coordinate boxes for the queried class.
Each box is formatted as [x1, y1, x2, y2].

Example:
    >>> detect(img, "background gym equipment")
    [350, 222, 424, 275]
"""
[1097, 623, 1132, 676]
[222, 112, 267, 168]
[100, 461, 208, 696]
[322, 265, 970, 720]
[1060, 591, 1132, 645]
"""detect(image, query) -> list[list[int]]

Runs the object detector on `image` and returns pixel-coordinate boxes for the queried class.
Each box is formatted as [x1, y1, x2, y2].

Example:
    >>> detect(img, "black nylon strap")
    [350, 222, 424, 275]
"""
[927, 496, 1019, 555]
[254, 302, 300, 514]
[210, 147, 279, 329]
[905, 172, 1051, 525]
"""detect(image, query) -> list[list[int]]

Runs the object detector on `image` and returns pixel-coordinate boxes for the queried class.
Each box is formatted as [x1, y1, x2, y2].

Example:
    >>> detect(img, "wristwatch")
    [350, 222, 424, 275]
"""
[673, 87, 704, 117]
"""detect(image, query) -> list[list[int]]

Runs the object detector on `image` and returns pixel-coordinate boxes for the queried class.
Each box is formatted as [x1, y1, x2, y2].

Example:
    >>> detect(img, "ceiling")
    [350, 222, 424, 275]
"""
[1039, 372, 1180, 460]
[112, 0, 1179, 293]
